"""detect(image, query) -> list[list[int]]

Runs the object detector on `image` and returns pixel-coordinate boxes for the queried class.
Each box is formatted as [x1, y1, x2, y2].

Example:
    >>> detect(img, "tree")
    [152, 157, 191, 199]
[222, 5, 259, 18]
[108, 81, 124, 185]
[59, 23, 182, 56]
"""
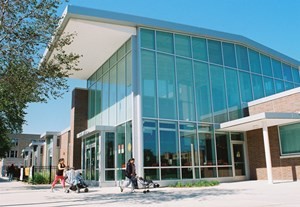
[0, 0, 81, 158]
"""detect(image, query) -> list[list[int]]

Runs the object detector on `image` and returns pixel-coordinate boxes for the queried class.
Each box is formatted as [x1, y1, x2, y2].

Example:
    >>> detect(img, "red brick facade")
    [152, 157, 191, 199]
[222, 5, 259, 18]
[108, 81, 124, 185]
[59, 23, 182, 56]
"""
[247, 90, 300, 181]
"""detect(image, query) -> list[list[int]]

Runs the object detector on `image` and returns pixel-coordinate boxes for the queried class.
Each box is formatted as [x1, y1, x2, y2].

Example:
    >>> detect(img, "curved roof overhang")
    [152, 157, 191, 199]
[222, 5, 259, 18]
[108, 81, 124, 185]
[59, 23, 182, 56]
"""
[217, 112, 300, 132]
[43, 5, 300, 80]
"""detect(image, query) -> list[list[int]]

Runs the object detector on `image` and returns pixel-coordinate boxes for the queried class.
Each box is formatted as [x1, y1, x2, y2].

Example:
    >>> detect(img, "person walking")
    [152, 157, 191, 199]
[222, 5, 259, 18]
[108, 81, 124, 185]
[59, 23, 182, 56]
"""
[50, 158, 66, 192]
[120, 158, 138, 192]
[7, 164, 15, 181]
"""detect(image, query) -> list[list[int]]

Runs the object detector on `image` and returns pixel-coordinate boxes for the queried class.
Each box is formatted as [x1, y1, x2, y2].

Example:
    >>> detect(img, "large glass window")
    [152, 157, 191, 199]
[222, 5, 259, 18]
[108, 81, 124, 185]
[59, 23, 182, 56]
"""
[283, 63, 293, 82]
[198, 126, 216, 166]
[157, 53, 177, 119]
[194, 62, 212, 122]
[192, 37, 208, 61]
[211, 65, 227, 123]
[126, 52, 132, 120]
[252, 74, 264, 99]
[236, 45, 249, 71]
[216, 133, 231, 165]
[143, 120, 159, 167]
[275, 79, 285, 93]
[175, 34, 191, 57]
[279, 123, 300, 155]
[102, 73, 109, 125]
[208, 40, 223, 65]
[225, 68, 241, 120]
[141, 28, 155, 49]
[272, 59, 283, 79]
[141, 50, 157, 118]
[160, 122, 179, 167]
[180, 123, 198, 166]
[176, 58, 195, 121]
[292, 67, 300, 83]
[156, 31, 174, 54]
[222, 42, 236, 68]
[109, 66, 117, 126]
[261, 54, 272, 77]
[264, 77, 275, 96]
[239, 71, 253, 102]
[249, 49, 261, 74]
[117, 58, 126, 123]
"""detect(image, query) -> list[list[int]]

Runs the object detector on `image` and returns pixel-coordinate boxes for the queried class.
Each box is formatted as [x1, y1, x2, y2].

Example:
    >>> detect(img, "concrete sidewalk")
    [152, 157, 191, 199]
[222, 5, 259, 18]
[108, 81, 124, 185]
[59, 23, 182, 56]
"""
[0, 177, 300, 207]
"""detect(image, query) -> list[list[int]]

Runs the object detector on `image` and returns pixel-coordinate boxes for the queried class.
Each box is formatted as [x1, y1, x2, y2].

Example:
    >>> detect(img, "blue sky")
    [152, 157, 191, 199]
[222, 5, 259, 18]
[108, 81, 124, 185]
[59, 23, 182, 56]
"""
[23, 0, 300, 134]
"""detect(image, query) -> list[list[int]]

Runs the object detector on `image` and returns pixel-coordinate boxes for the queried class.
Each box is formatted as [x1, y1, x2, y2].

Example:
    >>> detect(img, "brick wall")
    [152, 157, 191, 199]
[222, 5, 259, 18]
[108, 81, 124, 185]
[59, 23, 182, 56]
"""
[249, 93, 300, 115]
[69, 88, 88, 169]
[247, 126, 300, 181]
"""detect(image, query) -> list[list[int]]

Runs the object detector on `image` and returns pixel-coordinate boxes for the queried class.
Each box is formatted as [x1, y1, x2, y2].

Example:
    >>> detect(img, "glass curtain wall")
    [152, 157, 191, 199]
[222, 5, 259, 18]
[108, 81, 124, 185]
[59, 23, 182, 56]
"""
[87, 38, 132, 128]
[140, 27, 300, 181]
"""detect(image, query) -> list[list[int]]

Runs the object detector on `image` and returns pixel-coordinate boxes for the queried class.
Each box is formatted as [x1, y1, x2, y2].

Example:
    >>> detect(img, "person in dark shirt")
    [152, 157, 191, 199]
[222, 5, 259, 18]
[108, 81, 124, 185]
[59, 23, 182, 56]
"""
[7, 164, 15, 181]
[50, 158, 66, 192]
[120, 158, 138, 192]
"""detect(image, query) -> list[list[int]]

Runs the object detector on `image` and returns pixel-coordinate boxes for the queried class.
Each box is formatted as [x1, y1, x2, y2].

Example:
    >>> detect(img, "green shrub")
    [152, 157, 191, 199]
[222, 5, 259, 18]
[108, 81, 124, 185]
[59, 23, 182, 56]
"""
[170, 180, 219, 188]
[30, 172, 50, 184]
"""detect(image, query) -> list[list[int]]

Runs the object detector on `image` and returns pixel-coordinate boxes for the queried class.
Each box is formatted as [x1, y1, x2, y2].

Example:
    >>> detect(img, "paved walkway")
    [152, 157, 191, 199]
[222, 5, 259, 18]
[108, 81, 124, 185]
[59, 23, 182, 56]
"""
[0, 176, 300, 207]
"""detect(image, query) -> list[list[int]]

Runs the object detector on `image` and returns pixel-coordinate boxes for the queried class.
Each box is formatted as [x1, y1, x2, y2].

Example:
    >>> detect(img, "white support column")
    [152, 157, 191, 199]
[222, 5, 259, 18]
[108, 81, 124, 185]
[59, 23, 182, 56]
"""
[262, 122, 273, 184]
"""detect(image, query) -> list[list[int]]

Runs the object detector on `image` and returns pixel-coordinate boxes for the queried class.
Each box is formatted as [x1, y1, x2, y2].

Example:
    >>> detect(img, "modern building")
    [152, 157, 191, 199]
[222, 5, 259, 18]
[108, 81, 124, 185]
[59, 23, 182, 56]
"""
[44, 5, 300, 186]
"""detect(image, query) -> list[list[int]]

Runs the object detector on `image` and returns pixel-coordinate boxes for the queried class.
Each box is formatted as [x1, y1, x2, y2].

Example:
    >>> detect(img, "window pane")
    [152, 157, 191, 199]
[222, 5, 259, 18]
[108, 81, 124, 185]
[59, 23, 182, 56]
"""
[201, 167, 217, 178]
[161, 168, 180, 180]
[239, 71, 253, 102]
[225, 68, 242, 120]
[175, 34, 191, 57]
[144, 169, 160, 180]
[249, 49, 261, 74]
[157, 53, 177, 119]
[208, 40, 223, 65]
[156, 31, 174, 54]
[194, 62, 212, 122]
[105, 132, 115, 168]
[272, 59, 283, 79]
[261, 54, 272, 77]
[192, 37, 208, 61]
[109, 66, 117, 125]
[222, 42, 236, 68]
[199, 132, 216, 166]
[285, 81, 294, 90]
[143, 120, 159, 167]
[141, 50, 157, 118]
[252, 74, 264, 99]
[292, 67, 300, 83]
[236, 45, 249, 71]
[211, 65, 227, 123]
[264, 77, 275, 96]
[160, 126, 179, 167]
[126, 52, 132, 120]
[275, 79, 285, 93]
[180, 124, 198, 166]
[279, 123, 300, 154]
[141, 28, 155, 49]
[216, 133, 231, 165]
[117, 58, 126, 123]
[102, 73, 109, 125]
[283, 64, 293, 82]
[176, 58, 195, 121]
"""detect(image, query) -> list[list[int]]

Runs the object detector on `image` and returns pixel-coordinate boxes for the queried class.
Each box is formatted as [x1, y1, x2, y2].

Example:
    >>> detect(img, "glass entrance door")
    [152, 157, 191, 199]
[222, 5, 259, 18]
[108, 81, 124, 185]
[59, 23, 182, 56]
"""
[85, 144, 96, 180]
[232, 143, 245, 176]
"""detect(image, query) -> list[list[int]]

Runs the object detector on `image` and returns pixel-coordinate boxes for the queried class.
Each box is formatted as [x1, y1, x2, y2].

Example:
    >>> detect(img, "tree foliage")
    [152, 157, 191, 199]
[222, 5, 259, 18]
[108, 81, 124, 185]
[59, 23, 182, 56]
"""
[0, 0, 82, 157]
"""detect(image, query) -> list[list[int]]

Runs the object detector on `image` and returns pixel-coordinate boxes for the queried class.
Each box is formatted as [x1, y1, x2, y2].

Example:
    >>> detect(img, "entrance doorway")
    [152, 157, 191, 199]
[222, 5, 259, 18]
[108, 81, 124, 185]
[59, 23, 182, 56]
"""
[232, 143, 246, 176]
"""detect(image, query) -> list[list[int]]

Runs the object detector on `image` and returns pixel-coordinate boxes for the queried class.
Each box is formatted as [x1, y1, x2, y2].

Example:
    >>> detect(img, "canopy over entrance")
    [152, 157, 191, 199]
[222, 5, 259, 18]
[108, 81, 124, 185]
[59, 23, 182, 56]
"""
[217, 112, 300, 132]
[217, 112, 300, 184]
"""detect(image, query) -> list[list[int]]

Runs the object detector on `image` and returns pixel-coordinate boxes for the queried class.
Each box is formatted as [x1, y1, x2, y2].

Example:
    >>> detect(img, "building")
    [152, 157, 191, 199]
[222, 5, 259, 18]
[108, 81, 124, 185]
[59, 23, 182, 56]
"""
[0, 134, 40, 176]
[44, 5, 300, 186]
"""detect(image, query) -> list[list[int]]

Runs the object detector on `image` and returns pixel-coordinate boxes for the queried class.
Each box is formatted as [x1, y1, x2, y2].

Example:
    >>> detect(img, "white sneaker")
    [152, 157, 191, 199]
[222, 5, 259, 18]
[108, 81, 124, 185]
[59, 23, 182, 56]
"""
[50, 188, 54, 192]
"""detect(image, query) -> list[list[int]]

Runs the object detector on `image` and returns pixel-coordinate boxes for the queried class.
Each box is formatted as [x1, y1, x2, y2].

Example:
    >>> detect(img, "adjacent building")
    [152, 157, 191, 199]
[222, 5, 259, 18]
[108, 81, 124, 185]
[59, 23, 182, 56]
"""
[43, 5, 300, 186]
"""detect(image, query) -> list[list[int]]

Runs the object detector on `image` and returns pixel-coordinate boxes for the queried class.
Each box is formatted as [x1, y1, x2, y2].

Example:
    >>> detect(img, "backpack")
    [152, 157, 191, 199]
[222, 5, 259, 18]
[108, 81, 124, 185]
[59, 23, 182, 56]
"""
[125, 163, 130, 178]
